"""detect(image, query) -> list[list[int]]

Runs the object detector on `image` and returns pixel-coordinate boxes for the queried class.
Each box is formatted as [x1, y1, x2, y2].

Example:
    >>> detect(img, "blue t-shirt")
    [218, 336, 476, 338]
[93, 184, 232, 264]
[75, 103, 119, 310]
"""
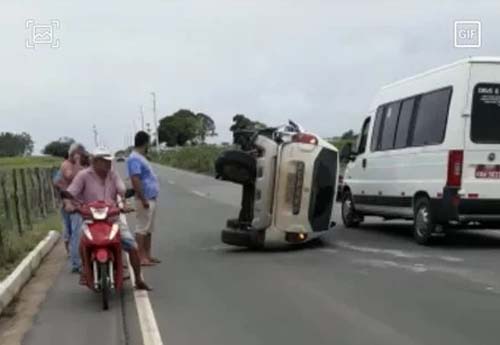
[126, 151, 160, 200]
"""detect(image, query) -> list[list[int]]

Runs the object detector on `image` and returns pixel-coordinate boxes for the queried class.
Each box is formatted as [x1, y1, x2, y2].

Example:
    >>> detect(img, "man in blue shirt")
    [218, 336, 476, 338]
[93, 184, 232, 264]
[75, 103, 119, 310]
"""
[127, 131, 161, 266]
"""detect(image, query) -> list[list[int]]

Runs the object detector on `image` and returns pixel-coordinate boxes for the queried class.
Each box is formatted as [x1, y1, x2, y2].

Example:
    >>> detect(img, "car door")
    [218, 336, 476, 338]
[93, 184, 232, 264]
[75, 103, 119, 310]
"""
[345, 116, 371, 200]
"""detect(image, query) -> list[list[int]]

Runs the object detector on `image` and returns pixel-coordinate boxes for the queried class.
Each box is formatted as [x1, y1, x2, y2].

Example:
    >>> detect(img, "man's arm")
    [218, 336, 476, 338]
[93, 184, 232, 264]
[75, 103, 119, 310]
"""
[127, 158, 149, 209]
[63, 170, 85, 211]
[130, 175, 149, 208]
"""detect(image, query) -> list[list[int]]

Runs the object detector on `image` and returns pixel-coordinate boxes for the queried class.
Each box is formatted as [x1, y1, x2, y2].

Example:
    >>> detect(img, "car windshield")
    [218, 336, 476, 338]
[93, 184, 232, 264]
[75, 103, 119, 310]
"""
[471, 83, 500, 144]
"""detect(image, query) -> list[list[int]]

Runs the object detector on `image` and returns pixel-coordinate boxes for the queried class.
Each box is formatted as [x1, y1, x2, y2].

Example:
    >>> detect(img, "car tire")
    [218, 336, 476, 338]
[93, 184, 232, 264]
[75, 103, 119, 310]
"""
[341, 190, 360, 228]
[413, 198, 435, 245]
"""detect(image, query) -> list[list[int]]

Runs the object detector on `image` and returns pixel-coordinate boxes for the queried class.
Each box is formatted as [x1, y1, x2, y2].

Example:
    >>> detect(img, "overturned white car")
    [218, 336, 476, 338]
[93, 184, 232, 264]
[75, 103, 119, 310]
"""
[215, 121, 339, 248]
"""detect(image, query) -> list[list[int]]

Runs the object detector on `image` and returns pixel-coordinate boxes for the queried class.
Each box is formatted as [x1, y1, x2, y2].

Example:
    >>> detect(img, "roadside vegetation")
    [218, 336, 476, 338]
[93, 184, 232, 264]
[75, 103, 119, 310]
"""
[0, 156, 62, 169]
[0, 155, 62, 281]
[151, 145, 227, 175]
[0, 213, 60, 280]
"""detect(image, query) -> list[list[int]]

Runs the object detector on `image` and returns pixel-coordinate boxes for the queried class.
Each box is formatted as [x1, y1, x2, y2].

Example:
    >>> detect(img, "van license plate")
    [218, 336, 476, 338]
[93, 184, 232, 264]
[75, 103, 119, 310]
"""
[475, 165, 500, 179]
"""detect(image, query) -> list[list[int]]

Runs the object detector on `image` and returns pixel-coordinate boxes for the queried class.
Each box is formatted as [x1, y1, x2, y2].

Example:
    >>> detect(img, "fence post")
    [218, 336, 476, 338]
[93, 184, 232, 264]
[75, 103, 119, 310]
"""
[28, 168, 39, 219]
[0, 173, 11, 223]
[0, 221, 4, 260]
[35, 168, 47, 217]
[46, 168, 57, 211]
[12, 169, 23, 235]
[20, 169, 32, 230]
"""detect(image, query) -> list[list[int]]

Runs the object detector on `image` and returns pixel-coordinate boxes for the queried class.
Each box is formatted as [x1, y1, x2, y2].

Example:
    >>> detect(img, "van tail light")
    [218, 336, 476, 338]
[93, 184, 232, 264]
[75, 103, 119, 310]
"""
[292, 133, 318, 145]
[447, 150, 463, 188]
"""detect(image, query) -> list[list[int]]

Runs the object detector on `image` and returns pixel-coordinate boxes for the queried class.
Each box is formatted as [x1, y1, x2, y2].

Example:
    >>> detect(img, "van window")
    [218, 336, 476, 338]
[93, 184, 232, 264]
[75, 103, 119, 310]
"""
[471, 83, 500, 144]
[357, 117, 371, 154]
[380, 102, 401, 150]
[394, 98, 415, 149]
[370, 106, 385, 151]
[411, 87, 452, 147]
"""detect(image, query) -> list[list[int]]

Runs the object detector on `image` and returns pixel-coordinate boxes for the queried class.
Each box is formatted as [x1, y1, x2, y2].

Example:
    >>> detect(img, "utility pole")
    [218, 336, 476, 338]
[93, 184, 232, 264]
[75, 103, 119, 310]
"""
[151, 92, 160, 152]
[140, 105, 145, 131]
[92, 125, 99, 147]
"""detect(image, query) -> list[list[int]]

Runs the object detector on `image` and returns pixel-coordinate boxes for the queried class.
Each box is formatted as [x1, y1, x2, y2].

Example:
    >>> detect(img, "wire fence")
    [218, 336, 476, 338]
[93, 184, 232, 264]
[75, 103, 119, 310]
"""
[0, 167, 59, 260]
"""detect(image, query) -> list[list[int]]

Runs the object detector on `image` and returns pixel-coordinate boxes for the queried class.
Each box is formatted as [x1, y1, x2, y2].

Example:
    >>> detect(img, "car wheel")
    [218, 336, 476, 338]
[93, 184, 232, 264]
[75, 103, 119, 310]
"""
[413, 198, 435, 245]
[341, 191, 360, 228]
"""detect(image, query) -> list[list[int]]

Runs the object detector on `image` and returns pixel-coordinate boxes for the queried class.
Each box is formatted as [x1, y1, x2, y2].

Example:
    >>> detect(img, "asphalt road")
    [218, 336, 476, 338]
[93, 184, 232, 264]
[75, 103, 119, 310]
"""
[20, 163, 500, 345]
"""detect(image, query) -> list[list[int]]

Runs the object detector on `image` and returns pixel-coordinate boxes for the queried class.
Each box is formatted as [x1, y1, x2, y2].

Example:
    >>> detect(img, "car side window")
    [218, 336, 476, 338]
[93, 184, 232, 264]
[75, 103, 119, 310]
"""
[357, 117, 371, 154]
[394, 97, 416, 149]
[379, 101, 401, 150]
[370, 106, 385, 152]
[411, 87, 452, 147]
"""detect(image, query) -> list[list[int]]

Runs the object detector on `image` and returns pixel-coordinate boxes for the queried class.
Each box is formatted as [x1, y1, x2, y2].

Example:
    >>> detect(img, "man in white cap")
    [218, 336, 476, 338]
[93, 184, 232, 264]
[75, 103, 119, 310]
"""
[64, 147, 151, 290]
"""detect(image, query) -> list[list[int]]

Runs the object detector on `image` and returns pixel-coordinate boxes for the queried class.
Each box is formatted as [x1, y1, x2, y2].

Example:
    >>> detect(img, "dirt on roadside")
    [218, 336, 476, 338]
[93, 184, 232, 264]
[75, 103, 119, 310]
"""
[0, 241, 65, 345]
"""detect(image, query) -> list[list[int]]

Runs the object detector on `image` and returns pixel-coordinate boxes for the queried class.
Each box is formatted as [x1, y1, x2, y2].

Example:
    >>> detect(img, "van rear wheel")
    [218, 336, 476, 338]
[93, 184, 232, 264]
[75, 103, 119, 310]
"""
[413, 198, 435, 245]
[342, 191, 360, 228]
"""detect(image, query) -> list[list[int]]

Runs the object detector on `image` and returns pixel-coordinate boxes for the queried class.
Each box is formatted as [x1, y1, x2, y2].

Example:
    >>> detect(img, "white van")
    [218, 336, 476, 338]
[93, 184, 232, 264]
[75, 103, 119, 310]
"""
[340, 57, 500, 244]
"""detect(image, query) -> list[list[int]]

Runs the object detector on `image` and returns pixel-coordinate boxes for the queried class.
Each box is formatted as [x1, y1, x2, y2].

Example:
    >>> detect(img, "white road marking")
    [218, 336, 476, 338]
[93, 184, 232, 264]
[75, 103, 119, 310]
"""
[121, 214, 164, 345]
[191, 190, 208, 198]
[337, 241, 463, 263]
[126, 255, 164, 345]
[203, 244, 234, 251]
[319, 248, 339, 254]
[355, 259, 428, 273]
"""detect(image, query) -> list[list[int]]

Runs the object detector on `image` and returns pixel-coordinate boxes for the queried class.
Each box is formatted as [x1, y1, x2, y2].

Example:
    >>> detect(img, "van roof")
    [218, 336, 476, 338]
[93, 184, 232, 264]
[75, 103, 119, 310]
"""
[381, 56, 500, 90]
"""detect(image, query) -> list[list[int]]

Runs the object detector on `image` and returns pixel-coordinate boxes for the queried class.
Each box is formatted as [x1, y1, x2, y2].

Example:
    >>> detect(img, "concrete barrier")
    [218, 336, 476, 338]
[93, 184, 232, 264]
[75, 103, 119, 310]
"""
[0, 230, 60, 316]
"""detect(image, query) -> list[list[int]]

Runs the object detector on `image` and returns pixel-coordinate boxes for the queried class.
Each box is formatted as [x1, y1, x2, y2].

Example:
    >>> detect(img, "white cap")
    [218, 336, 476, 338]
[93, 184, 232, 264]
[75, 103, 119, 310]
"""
[92, 147, 113, 161]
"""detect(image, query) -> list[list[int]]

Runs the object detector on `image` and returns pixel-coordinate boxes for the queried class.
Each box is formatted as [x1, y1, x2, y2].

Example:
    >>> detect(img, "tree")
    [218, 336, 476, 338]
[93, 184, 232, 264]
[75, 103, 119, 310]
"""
[341, 129, 357, 140]
[43, 137, 75, 158]
[196, 112, 217, 143]
[0, 132, 34, 157]
[158, 109, 201, 147]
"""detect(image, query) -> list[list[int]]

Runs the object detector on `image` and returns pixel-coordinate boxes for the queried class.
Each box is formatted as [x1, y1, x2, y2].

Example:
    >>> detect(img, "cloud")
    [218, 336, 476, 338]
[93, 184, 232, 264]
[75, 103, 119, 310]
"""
[1, 0, 499, 152]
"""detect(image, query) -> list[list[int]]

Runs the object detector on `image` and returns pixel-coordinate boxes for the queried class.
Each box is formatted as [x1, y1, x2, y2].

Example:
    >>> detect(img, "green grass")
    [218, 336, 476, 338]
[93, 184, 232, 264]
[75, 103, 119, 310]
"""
[0, 156, 61, 170]
[0, 212, 61, 280]
[152, 145, 227, 175]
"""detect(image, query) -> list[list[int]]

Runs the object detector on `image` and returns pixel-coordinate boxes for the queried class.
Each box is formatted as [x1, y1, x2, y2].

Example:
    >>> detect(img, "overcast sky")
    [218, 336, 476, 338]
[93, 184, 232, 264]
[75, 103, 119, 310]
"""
[1, 0, 499, 153]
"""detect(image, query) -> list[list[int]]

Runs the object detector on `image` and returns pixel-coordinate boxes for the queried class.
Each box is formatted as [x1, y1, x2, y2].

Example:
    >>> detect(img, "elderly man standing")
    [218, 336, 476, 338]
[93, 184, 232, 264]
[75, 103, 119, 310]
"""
[127, 131, 160, 266]
[65, 147, 151, 290]
[57, 143, 86, 273]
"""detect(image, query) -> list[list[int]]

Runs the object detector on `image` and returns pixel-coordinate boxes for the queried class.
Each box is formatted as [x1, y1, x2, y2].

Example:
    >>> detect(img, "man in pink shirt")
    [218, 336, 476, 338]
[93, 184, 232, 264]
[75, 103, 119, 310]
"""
[65, 147, 151, 290]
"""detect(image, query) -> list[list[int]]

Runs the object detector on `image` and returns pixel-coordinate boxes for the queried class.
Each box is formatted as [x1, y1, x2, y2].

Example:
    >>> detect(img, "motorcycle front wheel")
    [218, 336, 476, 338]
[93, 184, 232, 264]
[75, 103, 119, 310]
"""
[100, 262, 110, 310]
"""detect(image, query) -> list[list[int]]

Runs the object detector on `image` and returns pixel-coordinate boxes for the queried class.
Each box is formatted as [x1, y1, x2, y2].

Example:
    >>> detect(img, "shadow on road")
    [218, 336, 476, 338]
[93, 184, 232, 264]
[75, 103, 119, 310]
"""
[219, 237, 328, 255]
[350, 221, 500, 250]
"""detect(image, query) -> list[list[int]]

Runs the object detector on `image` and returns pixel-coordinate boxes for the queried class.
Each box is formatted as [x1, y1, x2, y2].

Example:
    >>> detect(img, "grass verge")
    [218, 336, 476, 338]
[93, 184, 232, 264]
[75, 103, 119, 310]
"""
[151, 145, 227, 175]
[0, 213, 61, 281]
[0, 156, 61, 170]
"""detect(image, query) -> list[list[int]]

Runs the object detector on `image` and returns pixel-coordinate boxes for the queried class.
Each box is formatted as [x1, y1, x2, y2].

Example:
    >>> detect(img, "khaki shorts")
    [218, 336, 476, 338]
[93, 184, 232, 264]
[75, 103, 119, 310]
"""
[135, 199, 157, 235]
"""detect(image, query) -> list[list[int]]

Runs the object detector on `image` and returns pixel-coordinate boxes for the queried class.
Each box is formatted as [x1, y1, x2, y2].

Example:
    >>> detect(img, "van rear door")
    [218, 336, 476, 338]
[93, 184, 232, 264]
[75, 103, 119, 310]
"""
[463, 62, 500, 199]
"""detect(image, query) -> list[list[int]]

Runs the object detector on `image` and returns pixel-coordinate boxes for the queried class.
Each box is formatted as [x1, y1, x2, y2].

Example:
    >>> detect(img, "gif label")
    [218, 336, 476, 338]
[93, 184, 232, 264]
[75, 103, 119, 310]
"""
[454, 21, 481, 48]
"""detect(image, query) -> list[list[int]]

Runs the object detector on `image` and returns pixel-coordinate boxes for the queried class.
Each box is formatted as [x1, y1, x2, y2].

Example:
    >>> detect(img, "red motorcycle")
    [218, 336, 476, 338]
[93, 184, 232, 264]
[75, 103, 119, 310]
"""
[78, 200, 125, 310]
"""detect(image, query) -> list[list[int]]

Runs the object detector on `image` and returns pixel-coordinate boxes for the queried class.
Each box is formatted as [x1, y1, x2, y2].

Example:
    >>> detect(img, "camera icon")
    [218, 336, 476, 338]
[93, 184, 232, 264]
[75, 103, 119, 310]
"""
[26, 19, 60, 49]
[454, 21, 481, 48]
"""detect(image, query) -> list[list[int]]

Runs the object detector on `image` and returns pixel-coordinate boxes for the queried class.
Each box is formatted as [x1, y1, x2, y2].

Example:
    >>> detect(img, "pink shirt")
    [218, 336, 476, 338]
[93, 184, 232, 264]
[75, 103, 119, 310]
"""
[67, 167, 126, 206]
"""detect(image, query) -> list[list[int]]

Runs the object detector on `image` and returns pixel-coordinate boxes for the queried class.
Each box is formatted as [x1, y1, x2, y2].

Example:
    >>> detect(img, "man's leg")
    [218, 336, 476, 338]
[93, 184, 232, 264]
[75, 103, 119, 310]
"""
[61, 208, 71, 255]
[135, 199, 155, 265]
[69, 213, 82, 272]
[145, 233, 161, 263]
[145, 200, 160, 263]
[135, 233, 152, 265]
[127, 247, 151, 290]
[119, 215, 151, 290]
